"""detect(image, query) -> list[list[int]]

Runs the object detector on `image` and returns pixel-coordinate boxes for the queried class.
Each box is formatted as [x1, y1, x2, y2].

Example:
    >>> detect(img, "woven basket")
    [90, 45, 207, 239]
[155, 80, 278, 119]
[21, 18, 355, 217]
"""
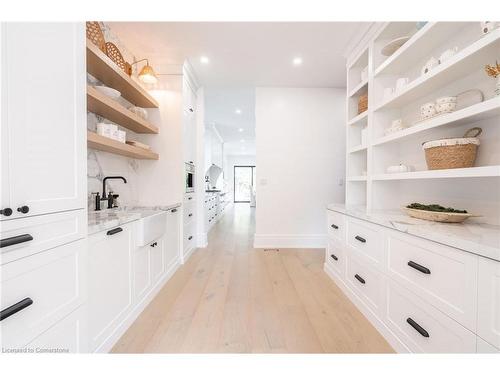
[86, 21, 106, 54]
[358, 94, 368, 114]
[422, 127, 481, 170]
[105, 42, 132, 76]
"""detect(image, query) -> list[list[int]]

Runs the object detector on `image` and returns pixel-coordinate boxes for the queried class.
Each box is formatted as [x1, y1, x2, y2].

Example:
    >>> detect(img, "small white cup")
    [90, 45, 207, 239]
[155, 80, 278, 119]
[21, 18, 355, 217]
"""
[396, 77, 409, 91]
[421, 102, 437, 119]
[392, 118, 403, 128]
[383, 87, 394, 100]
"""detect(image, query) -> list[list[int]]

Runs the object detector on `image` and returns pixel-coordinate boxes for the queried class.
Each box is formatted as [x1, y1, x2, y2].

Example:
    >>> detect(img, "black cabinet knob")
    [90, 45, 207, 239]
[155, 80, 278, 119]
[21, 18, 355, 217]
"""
[17, 206, 29, 214]
[331, 224, 338, 229]
[0, 208, 13, 216]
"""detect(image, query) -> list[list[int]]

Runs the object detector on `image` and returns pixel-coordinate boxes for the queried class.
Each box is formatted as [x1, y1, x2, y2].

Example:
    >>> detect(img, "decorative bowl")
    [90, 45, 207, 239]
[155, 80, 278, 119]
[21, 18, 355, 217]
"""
[404, 208, 477, 223]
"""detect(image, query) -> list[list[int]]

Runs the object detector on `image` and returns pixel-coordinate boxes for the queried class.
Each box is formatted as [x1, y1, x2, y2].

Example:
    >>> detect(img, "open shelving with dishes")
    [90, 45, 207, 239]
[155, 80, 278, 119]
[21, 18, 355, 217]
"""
[344, 21, 500, 224]
[86, 38, 160, 159]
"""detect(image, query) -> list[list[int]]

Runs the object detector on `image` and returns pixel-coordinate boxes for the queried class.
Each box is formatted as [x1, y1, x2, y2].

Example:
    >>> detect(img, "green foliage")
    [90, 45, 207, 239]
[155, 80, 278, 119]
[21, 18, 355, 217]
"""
[406, 202, 468, 214]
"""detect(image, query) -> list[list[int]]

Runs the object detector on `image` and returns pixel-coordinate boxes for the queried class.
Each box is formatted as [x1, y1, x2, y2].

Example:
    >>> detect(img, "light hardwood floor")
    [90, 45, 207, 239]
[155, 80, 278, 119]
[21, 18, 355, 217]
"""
[111, 204, 393, 353]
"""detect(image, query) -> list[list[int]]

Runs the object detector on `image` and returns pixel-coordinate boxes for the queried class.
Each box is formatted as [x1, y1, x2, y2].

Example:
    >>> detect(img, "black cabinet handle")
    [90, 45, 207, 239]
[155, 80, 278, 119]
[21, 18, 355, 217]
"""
[0, 234, 34, 248]
[354, 274, 365, 284]
[355, 235, 366, 243]
[406, 317, 429, 338]
[0, 298, 33, 321]
[17, 205, 30, 214]
[189, 108, 194, 112]
[188, 236, 193, 240]
[150, 242, 158, 247]
[107, 227, 123, 236]
[408, 261, 431, 275]
[0, 208, 13, 216]
[188, 197, 193, 200]
[330, 254, 338, 261]
[330, 224, 339, 229]
[188, 213, 193, 217]
[171, 208, 177, 213]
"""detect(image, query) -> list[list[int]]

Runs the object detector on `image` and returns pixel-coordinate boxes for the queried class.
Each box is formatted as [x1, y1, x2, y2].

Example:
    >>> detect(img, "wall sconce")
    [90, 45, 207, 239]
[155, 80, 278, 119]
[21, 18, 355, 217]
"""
[131, 58, 158, 84]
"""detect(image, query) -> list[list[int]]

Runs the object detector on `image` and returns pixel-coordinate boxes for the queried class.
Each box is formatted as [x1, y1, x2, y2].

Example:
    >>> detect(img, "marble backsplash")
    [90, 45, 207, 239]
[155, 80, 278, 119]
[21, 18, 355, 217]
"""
[87, 22, 143, 212]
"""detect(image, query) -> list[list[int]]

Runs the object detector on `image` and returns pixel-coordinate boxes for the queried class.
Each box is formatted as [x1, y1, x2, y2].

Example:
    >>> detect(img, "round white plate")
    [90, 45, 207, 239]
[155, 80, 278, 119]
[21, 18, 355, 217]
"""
[381, 36, 411, 56]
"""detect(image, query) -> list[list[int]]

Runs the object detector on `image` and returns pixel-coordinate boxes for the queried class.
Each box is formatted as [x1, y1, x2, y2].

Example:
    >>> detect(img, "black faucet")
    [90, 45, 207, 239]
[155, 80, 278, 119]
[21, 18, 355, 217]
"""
[101, 176, 127, 209]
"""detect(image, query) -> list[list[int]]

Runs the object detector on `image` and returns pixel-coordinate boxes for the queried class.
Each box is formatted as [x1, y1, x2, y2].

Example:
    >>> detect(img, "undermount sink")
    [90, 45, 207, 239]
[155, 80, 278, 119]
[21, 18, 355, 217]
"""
[135, 210, 168, 246]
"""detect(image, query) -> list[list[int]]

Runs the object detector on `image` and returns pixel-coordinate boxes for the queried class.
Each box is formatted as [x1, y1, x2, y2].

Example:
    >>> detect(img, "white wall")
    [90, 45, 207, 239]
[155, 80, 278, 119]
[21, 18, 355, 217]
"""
[254, 87, 345, 248]
[223, 154, 257, 202]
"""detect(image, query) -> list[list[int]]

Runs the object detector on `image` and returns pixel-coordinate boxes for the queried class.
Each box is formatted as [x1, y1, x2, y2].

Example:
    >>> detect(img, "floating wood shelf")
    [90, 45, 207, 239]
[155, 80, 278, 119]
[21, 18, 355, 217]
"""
[87, 131, 159, 160]
[87, 85, 159, 134]
[86, 39, 159, 108]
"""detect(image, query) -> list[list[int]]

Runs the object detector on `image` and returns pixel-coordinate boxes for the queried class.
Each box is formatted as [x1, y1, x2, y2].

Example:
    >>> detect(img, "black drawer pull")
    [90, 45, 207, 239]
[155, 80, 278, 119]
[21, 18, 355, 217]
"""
[171, 208, 177, 213]
[0, 234, 34, 248]
[330, 254, 338, 261]
[330, 224, 339, 229]
[408, 261, 431, 275]
[188, 213, 193, 217]
[355, 235, 366, 243]
[107, 227, 123, 236]
[188, 197, 193, 200]
[0, 298, 33, 321]
[188, 236, 193, 240]
[354, 274, 365, 284]
[406, 317, 429, 338]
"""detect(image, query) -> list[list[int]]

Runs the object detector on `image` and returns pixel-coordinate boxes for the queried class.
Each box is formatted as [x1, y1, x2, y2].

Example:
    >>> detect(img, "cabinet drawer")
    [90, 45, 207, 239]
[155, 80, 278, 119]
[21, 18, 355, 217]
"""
[477, 337, 500, 353]
[184, 194, 195, 203]
[326, 238, 345, 278]
[24, 306, 88, 353]
[183, 225, 195, 251]
[0, 240, 86, 349]
[477, 257, 500, 350]
[386, 232, 478, 331]
[347, 217, 384, 267]
[1, 209, 86, 265]
[385, 280, 476, 353]
[346, 253, 384, 316]
[183, 203, 195, 225]
[327, 210, 345, 241]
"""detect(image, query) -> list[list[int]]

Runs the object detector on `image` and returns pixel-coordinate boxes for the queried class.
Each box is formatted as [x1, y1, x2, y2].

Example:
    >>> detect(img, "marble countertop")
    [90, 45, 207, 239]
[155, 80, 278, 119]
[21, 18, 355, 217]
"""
[88, 203, 181, 235]
[327, 203, 500, 262]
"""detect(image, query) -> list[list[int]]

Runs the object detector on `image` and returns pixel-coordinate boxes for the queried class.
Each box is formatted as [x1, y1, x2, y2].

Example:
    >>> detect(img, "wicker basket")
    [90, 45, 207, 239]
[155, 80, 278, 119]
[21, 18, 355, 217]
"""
[105, 42, 132, 76]
[86, 21, 106, 54]
[422, 127, 481, 170]
[358, 93, 368, 114]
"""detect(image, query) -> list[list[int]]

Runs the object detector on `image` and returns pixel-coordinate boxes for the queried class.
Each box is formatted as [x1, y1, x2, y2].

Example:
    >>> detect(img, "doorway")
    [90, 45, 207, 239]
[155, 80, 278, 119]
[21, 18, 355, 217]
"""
[234, 166, 256, 203]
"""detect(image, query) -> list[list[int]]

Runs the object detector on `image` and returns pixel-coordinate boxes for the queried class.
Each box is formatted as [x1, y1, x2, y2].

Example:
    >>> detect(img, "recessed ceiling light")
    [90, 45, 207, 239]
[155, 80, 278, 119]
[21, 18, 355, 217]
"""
[238, 128, 244, 132]
[200, 56, 210, 64]
[292, 57, 303, 66]
[235, 108, 242, 114]
[240, 139, 245, 143]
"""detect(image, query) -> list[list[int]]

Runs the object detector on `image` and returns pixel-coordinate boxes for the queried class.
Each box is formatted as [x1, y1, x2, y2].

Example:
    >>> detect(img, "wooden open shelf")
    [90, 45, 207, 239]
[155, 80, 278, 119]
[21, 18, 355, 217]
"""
[87, 131, 159, 160]
[86, 39, 159, 108]
[87, 85, 159, 134]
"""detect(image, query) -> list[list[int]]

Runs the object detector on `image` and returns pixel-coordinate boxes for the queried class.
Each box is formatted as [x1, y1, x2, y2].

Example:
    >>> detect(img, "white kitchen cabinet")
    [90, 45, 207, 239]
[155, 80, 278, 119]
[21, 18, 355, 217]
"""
[150, 236, 165, 286]
[134, 242, 152, 303]
[476, 337, 500, 353]
[477, 257, 500, 350]
[25, 306, 88, 353]
[88, 223, 134, 352]
[165, 208, 181, 270]
[0, 23, 86, 220]
[0, 239, 86, 350]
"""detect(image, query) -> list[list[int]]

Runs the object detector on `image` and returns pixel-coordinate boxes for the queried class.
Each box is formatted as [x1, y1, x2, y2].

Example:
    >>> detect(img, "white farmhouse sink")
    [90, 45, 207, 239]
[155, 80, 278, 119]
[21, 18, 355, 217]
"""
[135, 210, 168, 246]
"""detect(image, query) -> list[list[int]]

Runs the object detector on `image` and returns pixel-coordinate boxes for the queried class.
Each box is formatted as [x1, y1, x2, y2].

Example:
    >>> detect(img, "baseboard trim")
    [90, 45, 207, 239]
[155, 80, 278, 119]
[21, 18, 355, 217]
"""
[253, 234, 327, 249]
[182, 245, 196, 264]
[323, 262, 408, 353]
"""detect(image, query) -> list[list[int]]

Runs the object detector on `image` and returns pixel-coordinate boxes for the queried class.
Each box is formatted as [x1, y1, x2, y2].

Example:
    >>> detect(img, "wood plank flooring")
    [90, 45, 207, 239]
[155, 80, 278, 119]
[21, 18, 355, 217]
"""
[111, 204, 393, 353]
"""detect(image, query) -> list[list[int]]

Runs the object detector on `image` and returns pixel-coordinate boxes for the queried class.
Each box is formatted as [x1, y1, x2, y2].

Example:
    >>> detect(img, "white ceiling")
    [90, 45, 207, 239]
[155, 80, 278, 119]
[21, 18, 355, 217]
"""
[110, 22, 366, 155]
[204, 87, 255, 155]
[109, 22, 366, 87]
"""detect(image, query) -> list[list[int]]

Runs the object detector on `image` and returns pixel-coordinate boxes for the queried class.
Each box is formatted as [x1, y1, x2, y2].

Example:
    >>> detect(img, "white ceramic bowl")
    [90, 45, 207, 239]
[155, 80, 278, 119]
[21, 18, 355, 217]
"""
[95, 86, 121, 100]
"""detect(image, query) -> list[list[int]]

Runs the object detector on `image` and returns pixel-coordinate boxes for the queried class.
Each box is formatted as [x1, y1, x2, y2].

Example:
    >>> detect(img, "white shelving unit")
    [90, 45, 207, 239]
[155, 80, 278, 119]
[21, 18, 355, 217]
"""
[345, 22, 500, 223]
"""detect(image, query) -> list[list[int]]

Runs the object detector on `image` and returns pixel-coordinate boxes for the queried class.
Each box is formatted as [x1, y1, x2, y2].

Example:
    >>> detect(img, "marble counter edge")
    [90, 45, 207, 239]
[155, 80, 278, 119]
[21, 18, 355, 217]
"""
[326, 203, 500, 262]
[87, 203, 182, 235]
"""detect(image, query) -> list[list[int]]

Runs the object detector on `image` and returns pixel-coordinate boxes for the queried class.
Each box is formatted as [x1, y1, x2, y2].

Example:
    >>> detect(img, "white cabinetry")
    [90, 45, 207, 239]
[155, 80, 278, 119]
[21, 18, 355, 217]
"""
[183, 194, 196, 261]
[1, 23, 86, 220]
[88, 224, 134, 352]
[165, 207, 181, 270]
[477, 257, 500, 350]
[324, 208, 499, 353]
[0, 239, 87, 351]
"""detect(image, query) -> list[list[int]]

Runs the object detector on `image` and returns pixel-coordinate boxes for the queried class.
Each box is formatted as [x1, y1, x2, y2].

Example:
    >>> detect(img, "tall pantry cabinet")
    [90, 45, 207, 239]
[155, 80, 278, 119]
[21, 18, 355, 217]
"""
[1, 23, 87, 352]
